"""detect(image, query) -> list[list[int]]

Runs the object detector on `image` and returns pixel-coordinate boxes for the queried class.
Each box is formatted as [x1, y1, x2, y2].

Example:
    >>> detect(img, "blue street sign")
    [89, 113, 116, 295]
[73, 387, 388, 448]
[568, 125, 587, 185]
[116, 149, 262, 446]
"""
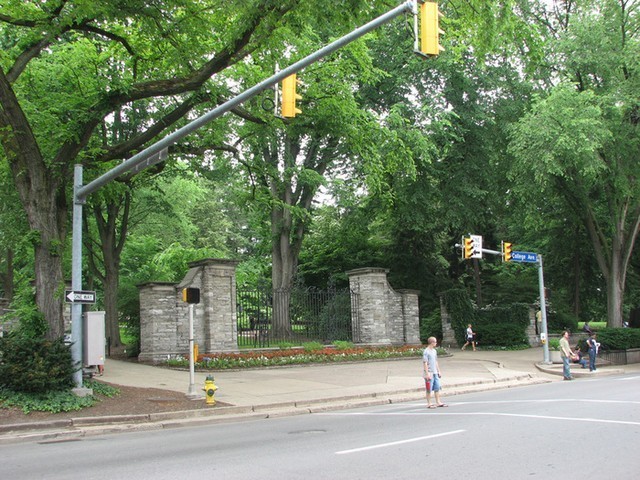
[511, 251, 538, 263]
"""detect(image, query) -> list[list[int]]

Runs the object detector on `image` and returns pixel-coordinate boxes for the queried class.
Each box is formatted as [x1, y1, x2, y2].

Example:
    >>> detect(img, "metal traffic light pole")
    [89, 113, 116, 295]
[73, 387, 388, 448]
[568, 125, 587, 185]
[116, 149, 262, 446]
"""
[70, 1, 418, 388]
[537, 255, 551, 364]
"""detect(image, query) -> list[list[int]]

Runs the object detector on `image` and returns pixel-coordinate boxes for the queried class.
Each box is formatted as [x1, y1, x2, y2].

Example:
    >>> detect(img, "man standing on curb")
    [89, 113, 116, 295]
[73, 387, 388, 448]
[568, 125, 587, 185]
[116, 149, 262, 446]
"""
[423, 336, 447, 408]
[559, 330, 575, 381]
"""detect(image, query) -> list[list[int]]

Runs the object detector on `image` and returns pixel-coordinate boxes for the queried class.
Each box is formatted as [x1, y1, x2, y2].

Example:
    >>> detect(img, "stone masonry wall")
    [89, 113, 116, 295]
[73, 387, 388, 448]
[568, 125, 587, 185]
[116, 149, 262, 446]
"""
[138, 282, 180, 363]
[139, 261, 421, 362]
[138, 258, 239, 363]
[347, 268, 420, 345]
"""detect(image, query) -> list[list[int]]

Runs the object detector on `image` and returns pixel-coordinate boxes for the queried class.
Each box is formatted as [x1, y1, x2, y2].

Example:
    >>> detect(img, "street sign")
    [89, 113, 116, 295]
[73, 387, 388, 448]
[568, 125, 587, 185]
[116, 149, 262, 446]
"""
[65, 290, 97, 304]
[511, 251, 538, 263]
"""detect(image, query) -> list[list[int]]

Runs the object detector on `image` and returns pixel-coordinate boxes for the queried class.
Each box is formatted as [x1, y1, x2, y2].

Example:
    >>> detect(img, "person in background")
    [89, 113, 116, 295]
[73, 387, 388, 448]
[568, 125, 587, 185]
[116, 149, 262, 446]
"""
[572, 345, 587, 369]
[461, 324, 476, 351]
[586, 333, 599, 372]
[559, 330, 575, 381]
[423, 336, 447, 408]
[582, 321, 594, 335]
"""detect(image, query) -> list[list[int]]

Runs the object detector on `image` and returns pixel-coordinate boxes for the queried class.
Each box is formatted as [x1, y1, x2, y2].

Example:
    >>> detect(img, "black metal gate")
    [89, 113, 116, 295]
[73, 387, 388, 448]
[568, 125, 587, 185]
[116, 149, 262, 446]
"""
[236, 286, 359, 348]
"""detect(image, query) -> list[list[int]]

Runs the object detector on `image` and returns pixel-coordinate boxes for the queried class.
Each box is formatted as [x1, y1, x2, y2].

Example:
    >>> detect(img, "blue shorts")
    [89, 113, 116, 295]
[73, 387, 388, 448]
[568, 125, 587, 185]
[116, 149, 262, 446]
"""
[425, 374, 441, 393]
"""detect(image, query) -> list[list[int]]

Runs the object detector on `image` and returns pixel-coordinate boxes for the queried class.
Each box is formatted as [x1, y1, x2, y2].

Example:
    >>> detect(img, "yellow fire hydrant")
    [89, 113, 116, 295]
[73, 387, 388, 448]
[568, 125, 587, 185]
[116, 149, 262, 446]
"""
[203, 375, 218, 405]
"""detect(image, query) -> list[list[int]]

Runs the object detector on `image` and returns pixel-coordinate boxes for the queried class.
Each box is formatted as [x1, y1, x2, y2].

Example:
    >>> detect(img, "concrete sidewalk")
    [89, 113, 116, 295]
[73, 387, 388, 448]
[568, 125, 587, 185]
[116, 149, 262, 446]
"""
[102, 347, 552, 407]
[0, 347, 633, 444]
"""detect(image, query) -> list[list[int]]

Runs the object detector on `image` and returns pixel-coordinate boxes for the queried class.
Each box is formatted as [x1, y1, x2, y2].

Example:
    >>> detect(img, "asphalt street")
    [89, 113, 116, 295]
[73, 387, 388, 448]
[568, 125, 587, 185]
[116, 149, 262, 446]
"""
[2, 371, 639, 480]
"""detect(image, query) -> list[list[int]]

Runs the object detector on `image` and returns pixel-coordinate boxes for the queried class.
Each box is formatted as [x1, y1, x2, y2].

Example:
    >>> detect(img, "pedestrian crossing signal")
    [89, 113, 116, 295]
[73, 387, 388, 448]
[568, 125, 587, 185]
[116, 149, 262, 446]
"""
[182, 287, 200, 304]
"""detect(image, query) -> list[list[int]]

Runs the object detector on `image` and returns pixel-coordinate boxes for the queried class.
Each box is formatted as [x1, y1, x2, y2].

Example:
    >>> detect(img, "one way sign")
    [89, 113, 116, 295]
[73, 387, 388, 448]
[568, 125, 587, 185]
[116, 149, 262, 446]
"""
[65, 290, 97, 304]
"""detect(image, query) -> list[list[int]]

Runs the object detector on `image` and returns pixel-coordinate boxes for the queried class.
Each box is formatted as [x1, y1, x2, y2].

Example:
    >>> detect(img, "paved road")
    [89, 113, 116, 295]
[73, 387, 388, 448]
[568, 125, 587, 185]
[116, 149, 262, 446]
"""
[3, 372, 639, 479]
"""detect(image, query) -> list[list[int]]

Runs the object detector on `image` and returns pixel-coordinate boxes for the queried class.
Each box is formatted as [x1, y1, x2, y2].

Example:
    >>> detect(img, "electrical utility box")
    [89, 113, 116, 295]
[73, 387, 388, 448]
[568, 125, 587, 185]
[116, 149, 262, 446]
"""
[83, 311, 105, 366]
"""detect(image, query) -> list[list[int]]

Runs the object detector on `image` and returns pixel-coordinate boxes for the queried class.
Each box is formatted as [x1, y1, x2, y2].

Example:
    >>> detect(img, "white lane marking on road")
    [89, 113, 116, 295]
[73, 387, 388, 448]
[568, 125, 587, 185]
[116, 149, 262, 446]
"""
[327, 411, 640, 427]
[616, 376, 640, 381]
[451, 399, 640, 406]
[335, 429, 465, 455]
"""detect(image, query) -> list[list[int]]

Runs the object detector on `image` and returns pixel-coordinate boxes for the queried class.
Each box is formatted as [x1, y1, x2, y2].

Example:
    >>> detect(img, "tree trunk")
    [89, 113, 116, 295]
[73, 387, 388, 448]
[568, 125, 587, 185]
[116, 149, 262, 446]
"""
[582, 197, 639, 329]
[572, 251, 581, 318]
[1, 248, 14, 300]
[103, 264, 121, 349]
[31, 218, 66, 340]
[85, 193, 131, 350]
[1, 67, 68, 339]
[472, 259, 482, 307]
[605, 254, 624, 328]
[271, 206, 295, 338]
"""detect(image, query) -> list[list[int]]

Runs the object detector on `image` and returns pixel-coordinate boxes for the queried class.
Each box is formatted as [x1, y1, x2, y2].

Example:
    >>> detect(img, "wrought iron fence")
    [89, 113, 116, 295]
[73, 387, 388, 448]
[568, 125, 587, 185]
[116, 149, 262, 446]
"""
[236, 286, 359, 348]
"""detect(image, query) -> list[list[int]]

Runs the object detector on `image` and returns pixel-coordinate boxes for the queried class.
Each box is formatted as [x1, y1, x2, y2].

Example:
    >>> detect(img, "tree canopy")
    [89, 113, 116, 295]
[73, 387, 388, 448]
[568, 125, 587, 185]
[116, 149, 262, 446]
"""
[1, 0, 639, 344]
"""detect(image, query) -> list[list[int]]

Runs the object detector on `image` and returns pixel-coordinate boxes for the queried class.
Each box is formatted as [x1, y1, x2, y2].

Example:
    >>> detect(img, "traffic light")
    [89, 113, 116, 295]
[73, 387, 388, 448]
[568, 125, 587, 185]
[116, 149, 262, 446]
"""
[420, 1, 444, 56]
[281, 74, 302, 118]
[463, 237, 475, 259]
[503, 242, 512, 262]
[182, 287, 200, 304]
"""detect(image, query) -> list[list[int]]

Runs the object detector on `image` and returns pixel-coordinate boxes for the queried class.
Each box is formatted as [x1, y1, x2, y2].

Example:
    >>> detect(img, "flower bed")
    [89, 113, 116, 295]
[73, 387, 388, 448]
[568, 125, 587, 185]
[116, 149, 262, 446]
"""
[166, 345, 426, 370]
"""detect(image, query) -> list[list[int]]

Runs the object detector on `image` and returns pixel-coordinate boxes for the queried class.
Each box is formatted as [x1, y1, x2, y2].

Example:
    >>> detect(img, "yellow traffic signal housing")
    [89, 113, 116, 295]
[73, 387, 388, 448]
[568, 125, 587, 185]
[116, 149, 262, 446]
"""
[463, 237, 474, 259]
[503, 242, 512, 262]
[281, 74, 302, 118]
[182, 287, 200, 304]
[420, 1, 444, 56]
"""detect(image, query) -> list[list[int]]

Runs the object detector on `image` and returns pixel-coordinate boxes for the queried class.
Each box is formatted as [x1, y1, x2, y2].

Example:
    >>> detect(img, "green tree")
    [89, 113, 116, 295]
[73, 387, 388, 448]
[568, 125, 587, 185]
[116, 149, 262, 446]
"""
[0, 0, 332, 339]
[509, 0, 640, 327]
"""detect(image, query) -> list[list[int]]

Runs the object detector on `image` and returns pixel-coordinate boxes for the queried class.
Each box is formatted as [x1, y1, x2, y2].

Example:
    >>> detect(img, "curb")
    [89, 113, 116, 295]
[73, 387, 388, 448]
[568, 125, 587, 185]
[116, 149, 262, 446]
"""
[534, 363, 626, 378]
[0, 374, 545, 445]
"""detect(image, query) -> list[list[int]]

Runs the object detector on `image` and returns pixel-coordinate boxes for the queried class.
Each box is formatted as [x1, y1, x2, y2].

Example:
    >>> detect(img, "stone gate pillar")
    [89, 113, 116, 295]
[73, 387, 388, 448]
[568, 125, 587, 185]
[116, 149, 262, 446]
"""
[138, 282, 180, 363]
[398, 289, 421, 344]
[138, 258, 240, 363]
[178, 258, 240, 353]
[347, 267, 420, 345]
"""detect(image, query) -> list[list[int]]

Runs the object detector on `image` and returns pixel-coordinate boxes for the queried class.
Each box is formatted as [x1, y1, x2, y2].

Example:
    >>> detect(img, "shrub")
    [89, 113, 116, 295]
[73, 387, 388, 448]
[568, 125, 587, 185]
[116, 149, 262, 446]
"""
[0, 335, 75, 393]
[547, 310, 579, 333]
[478, 323, 528, 347]
[333, 340, 354, 350]
[475, 304, 529, 346]
[0, 380, 120, 414]
[441, 289, 476, 345]
[596, 328, 640, 350]
[548, 338, 560, 351]
[420, 310, 442, 343]
[302, 341, 324, 352]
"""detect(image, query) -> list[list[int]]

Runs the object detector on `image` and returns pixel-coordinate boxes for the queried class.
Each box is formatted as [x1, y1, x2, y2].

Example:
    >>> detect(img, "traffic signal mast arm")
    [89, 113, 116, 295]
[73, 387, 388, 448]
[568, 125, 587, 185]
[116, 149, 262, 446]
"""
[479, 246, 502, 255]
[455, 242, 502, 257]
[75, 0, 417, 201]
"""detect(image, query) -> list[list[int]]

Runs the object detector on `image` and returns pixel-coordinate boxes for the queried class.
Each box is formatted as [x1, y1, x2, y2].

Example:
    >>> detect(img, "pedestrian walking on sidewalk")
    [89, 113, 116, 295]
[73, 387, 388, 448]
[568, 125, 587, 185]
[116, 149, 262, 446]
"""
[559, 330, 575, 380]
[461, 324, 476, 351]
[586, 333, 598, 371]
[423, 337, 447, 408]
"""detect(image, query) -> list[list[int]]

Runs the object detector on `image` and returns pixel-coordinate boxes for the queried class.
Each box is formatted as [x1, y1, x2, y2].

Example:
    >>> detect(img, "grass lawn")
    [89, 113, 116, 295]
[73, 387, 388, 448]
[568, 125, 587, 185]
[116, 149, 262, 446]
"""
[578, 321, 607, 330]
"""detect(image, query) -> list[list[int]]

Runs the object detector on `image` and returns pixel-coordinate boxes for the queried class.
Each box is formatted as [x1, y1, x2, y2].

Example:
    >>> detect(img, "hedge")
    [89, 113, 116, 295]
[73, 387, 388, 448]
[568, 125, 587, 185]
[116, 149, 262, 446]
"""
[441, 289, 529, 347]
[595, 328, 640, 351]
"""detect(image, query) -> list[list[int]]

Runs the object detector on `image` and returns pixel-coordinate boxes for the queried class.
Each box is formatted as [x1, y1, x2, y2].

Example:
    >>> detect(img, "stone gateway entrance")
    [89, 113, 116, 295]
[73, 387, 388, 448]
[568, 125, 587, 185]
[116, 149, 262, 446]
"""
[138, 259, 420, 363]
